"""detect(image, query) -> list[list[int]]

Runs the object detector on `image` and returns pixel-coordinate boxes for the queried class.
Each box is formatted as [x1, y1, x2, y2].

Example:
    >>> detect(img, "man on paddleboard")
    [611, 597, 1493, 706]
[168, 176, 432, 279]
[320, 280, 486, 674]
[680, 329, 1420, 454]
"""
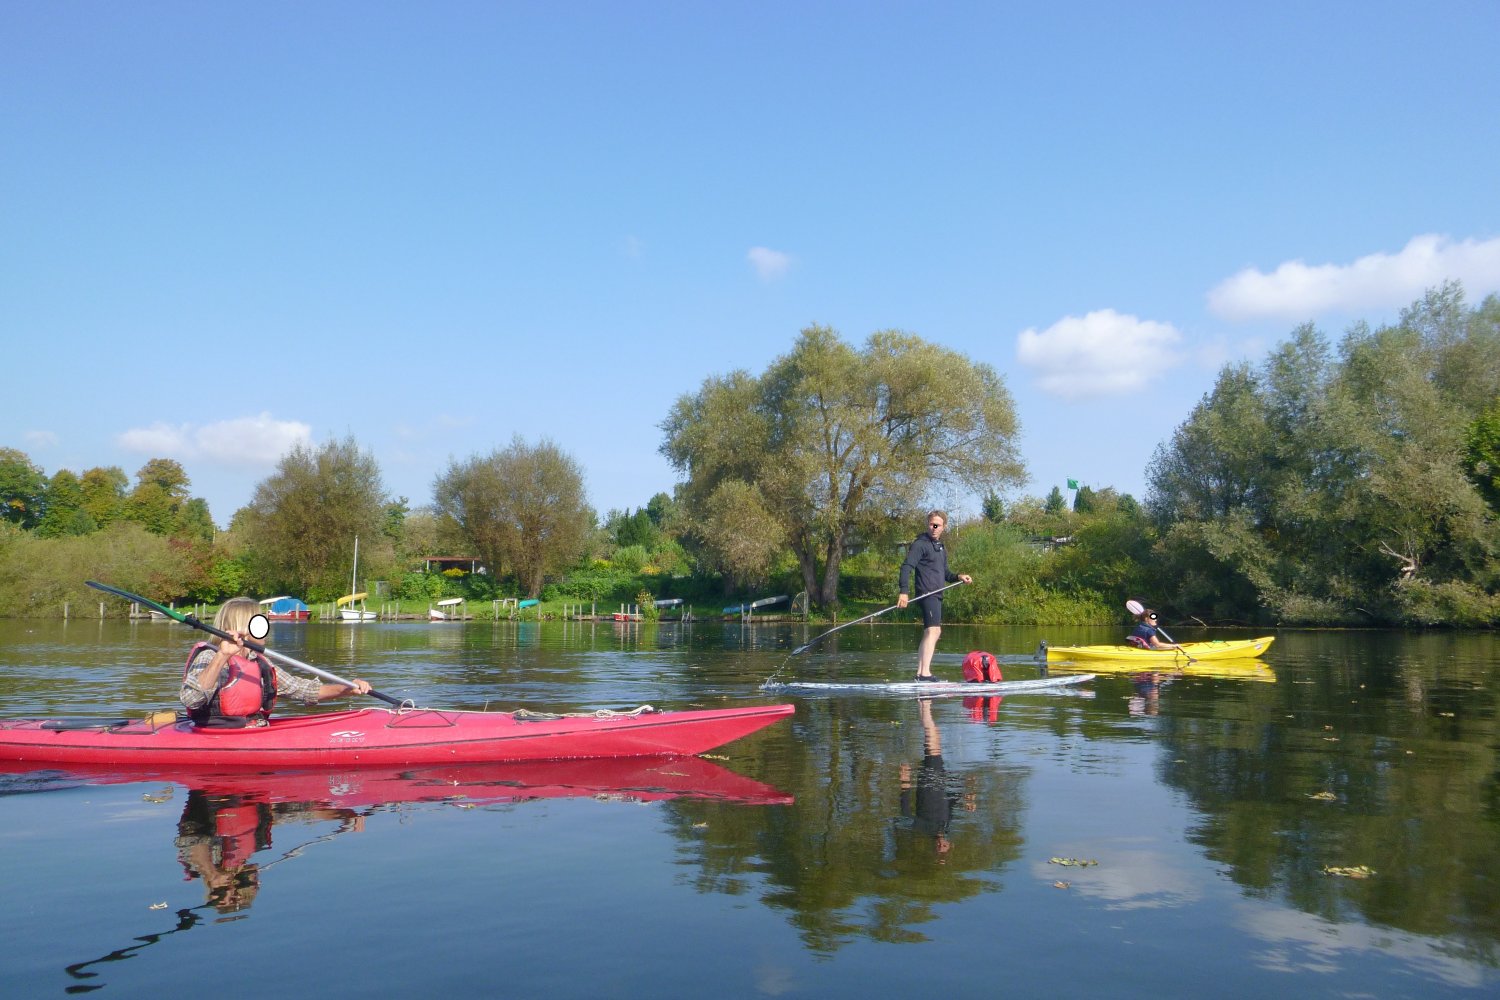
[897, 510, 971, 682]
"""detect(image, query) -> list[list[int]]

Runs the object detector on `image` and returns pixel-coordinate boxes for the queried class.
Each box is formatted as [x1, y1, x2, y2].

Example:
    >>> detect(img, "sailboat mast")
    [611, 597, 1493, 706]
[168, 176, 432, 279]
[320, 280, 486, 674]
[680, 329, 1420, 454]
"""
[351, 535, 359, 598]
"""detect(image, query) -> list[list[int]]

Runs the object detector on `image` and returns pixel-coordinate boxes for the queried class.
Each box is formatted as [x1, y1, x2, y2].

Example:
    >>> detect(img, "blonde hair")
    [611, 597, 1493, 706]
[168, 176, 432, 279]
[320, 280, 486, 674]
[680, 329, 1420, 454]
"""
[213, 597, 260, 634]
[927, 510, 948, 526]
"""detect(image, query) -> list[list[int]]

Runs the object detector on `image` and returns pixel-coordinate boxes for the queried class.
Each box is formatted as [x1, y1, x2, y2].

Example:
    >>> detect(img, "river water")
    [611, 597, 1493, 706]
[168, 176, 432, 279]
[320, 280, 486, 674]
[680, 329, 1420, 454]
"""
[1, 619, 1495, 997]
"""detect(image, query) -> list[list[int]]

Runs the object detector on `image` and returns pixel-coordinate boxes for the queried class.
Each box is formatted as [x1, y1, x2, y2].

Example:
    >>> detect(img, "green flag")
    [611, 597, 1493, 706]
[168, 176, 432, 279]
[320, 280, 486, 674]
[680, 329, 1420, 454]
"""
[1067, 478, 1078, 490]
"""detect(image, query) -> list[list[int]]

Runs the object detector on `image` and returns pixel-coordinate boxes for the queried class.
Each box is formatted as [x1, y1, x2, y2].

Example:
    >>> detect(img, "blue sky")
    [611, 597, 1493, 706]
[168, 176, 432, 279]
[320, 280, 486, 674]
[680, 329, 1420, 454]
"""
[5, 2, 1498, 527]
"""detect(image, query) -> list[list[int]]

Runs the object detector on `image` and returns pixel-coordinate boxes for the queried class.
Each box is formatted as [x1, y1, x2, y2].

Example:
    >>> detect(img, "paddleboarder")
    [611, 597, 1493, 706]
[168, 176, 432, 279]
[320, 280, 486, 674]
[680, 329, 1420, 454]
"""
[181, 598, 372, 726]
[897, 510, 971, 681]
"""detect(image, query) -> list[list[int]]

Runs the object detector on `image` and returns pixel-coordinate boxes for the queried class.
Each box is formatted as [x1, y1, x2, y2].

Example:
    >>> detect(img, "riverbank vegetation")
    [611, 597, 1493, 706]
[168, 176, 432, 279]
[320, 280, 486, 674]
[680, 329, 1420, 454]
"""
[3, 285, 1498, 626]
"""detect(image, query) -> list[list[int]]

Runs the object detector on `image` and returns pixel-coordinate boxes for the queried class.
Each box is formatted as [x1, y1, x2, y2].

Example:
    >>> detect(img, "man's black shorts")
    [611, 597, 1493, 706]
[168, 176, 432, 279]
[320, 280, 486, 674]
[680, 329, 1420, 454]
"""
[915, 597, 942, 628]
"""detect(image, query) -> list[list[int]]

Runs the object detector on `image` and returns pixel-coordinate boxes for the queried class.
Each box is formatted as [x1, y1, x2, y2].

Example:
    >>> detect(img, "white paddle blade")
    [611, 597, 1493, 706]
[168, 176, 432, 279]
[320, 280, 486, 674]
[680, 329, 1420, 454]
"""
[1125, 599, 1144, 615]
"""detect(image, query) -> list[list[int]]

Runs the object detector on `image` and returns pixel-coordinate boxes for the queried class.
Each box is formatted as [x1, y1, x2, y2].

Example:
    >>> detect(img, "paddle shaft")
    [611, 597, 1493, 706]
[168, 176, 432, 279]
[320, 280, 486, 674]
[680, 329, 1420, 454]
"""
[86, 581, 403, 706]
[1153, 624, 1196, 663]
[791, 580, 965, 656]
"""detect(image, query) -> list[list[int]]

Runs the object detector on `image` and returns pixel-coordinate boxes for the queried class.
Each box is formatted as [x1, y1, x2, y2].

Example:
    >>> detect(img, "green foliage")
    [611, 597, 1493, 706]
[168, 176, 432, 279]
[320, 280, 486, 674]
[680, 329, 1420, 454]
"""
[662, 325, 1024, 607]
[1146, 286, 1500, 624]
[636, 588, 660, 622]
[0, 448, 47, 529]
[240, 437, 388, 598]
[433, 436, 595, 599]
[612, 544, 649, 574]
[981, 490, 1005, 522]
[0, 521, 205, 615]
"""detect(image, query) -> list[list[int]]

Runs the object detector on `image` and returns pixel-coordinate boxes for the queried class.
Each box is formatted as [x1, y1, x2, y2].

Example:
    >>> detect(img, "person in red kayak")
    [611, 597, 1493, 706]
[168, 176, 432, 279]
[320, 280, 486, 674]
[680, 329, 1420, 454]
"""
[896, 510, 972, 682]
[181, 598, 371, 726]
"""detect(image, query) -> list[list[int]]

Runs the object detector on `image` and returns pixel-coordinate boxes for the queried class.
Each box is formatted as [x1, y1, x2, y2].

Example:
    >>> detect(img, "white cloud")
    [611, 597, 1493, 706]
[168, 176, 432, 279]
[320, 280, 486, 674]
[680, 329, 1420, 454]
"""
[23, 429, 58, 448]
[118, 413, 312, 466]
[1016, 309, 1183, 399]
[1208, 233, 1500, 322]
[747, 246, 792, 281]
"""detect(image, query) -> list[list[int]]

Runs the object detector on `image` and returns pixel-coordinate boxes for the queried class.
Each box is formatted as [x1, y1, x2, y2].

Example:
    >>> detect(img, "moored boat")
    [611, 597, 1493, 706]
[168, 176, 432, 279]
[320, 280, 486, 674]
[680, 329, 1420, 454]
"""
[1038, 636, 1275, 663]
[259, 596, 311, 621]
[0, 702, 795, 767]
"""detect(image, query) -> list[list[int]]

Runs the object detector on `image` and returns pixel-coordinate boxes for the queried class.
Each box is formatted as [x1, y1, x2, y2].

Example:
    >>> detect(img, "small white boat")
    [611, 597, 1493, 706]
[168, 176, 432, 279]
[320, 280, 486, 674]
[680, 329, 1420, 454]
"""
[337, 593, 376, 622]
[338, 536, 376, 622]
[429, 597, 464, 620]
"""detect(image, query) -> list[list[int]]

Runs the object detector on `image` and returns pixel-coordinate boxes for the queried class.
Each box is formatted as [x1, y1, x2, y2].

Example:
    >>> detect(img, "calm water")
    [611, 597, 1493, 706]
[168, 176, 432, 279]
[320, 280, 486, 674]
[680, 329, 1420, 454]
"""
[1, 618, 1496, 997]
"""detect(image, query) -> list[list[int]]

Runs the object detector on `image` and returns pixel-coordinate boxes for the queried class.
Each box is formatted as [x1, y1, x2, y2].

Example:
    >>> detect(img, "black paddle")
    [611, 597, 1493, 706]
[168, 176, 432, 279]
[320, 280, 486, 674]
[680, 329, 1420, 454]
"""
[87, 581, 405, 707]
[788, 580, 967, 656]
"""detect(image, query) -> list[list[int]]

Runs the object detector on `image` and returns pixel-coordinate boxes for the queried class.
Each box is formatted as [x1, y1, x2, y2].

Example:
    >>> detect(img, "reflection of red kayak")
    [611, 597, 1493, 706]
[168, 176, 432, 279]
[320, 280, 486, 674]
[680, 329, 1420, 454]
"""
[0, 703, 795, 767]
[0, 755, 794, 807]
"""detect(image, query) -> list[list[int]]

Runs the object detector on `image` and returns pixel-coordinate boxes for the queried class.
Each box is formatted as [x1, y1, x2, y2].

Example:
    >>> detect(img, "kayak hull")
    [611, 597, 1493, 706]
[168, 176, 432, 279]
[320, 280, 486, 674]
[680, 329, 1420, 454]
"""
[762, 674, 1095, 697]
[0, 703, 795, 767]
[1043, 636, 1275, 663]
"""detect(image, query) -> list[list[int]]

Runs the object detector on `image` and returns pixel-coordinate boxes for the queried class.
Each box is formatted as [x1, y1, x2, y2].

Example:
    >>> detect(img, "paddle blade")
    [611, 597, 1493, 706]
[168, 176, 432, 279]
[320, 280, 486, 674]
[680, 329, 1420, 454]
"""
[86, 581, 185, 622]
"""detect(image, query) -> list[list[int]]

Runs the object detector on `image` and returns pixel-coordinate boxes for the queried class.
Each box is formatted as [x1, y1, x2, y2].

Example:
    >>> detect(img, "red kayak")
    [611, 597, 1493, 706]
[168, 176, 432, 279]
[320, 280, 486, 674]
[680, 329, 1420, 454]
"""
[0, 755, 795, 806]
[0, 703, 795, 767]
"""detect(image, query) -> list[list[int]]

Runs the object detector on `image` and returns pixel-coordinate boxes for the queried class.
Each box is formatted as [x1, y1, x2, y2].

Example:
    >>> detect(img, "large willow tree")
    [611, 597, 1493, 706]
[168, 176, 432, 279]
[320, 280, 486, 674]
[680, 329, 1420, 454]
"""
[240, 437, 388, 598]
[661, 325, 1024, 607]
[432, 437, 594, 598]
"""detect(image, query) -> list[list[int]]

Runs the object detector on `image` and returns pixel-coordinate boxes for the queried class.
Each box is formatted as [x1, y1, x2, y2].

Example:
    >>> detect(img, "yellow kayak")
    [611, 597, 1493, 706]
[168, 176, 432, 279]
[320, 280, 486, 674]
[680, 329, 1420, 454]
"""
[1039, 636, 1275, 664]
[1049, 659, 1277, 683]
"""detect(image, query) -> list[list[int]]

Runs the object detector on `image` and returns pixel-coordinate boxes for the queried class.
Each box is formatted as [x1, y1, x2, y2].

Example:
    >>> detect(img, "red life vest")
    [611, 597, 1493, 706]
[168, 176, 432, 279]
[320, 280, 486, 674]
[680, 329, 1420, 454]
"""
[184, 642, 278, 723]
[961, 650, 1003, 683]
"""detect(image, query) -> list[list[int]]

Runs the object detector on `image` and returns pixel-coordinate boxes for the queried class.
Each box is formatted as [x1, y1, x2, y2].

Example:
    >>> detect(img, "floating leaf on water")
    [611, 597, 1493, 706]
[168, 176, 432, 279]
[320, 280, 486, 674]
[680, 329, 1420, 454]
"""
[1306, 791, 1337, 801]
[149, 902, 167, 910]
[1052, 881, 1071, 889]
[1438, 711, 1455, 717]
[142, 788, 173, 803]
[693, 822, 709, 829]
[1048, 857, 1098, 867]
[1322, 865, 1376, 879]
[1323, 737, 1340, 742]
[453, 802, 476, 809]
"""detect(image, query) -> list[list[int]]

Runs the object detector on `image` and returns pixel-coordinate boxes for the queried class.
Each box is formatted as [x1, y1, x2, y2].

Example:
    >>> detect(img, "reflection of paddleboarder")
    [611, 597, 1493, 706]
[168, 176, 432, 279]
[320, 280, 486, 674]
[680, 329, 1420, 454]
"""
[899, 698, 959, 856]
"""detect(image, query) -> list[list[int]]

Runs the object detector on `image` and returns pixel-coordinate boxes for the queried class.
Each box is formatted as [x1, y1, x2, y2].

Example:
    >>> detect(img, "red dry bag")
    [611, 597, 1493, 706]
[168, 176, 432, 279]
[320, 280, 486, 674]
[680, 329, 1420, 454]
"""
[961, 650, 1002, 683]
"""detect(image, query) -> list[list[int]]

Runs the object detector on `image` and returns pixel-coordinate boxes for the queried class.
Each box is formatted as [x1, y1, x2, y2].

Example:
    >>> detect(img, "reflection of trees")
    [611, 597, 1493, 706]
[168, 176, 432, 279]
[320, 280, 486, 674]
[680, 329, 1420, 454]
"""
[1150, 657, 1499, 964]
[668, 699, 1034, 953]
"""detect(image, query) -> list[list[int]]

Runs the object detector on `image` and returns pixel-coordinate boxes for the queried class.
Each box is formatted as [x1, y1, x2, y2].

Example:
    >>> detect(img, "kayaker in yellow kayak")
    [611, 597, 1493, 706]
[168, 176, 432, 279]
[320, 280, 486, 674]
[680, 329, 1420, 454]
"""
[1127, 606, 1188, 655]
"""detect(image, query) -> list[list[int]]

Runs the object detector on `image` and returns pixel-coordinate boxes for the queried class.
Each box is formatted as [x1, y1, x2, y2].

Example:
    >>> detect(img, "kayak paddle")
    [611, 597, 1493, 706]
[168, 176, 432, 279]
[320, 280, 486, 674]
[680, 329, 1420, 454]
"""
[86, 581, 405, 707]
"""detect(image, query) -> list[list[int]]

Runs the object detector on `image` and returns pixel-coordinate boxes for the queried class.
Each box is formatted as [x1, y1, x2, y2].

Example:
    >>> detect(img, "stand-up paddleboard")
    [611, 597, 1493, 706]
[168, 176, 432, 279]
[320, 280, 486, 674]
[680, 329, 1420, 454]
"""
[760, 673, 1095, 697]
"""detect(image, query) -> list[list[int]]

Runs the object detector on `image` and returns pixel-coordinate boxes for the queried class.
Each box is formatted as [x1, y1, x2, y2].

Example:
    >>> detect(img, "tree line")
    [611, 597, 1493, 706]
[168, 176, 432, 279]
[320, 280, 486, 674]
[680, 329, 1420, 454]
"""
[4, 283, 1499, 625]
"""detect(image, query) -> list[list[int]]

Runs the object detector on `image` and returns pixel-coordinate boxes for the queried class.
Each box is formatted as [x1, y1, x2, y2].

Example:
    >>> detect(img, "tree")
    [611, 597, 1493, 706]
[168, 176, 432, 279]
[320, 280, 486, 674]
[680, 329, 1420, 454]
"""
[79, 466, 128, 527]
[124, 458, 194, 535]
[662, 326, 1023, 606]
[0, 448, 46, 529]
[432, 437, 594, 598]
[36, 469, 95, 538]
[241, 437, 388, 597]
